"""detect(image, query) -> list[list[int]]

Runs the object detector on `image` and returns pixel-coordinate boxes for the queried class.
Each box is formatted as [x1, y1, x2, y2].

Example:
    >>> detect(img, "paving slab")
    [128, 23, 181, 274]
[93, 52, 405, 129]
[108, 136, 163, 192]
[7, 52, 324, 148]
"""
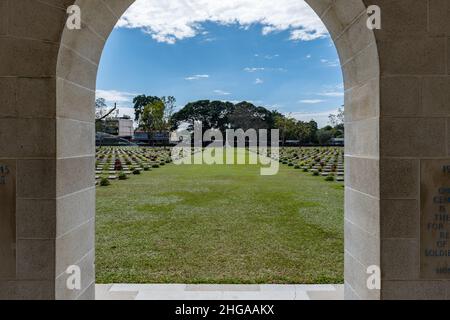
[96, 284, 344, 300]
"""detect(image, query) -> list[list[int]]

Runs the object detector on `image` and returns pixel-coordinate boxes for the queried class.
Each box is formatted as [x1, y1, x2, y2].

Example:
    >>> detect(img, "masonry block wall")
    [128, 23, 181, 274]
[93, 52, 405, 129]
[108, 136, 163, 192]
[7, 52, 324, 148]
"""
[372, 0, 450, 299]
[55, 0, 135, 301]
[0, 0, 67, 299]
[0, 0, 449, 299]
[307, 0, 381, 300]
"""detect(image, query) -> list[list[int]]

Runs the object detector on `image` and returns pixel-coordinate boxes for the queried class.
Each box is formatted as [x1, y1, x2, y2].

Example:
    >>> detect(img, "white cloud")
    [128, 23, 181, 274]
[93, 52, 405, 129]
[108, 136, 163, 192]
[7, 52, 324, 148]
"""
[299, 99, 324, 104]
[201, 37, 217, 42]
[290, 29, 327, 41]
[306, 54, 312, 59]
[261, 54, 280, 59]
[319, 91, 344, 97]
[214, 89, 231, 96]
[185, 74, 210, 81]
[117, 0, 328, 44]
[292, 110, 336, 117]
[291, 109, 339, 127]
[255, 78, 264, 84]
[318, 84, 344, 97]
[96, 90, 137, 104]
[254, 53, 280, 60]
[244, 67, 265, 72]
[320, 59, 340, 67]
[244, 67, 286, 73]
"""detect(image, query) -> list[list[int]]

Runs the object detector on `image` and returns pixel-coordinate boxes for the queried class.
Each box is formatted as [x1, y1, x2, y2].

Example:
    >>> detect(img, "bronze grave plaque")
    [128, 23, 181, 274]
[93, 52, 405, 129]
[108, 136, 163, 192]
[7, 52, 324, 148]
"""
[0, 160, 16, 279]
[421, 159, 450, 279]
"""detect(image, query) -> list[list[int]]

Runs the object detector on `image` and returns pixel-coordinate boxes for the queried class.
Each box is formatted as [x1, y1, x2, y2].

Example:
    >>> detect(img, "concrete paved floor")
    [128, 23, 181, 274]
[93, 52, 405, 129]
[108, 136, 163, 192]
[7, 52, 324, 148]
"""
[96, 284, 344, 300]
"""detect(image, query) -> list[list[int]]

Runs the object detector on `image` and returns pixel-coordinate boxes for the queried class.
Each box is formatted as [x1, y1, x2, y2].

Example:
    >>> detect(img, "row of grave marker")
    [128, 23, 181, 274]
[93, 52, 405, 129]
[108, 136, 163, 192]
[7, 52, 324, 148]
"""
[276, 147, 344, 182]
[95, 147, 172, 185]
[95, 146, 345, 185]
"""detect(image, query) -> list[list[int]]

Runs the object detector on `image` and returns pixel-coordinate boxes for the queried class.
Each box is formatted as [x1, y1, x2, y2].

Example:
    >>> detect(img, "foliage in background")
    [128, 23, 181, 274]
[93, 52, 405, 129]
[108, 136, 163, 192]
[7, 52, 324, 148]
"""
[100, 92, 344, 145]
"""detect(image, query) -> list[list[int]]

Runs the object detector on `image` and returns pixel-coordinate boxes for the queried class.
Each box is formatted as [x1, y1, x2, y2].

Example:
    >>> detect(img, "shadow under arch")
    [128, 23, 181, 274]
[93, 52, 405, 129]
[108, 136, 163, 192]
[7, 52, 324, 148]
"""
[56, 0, 380, 300]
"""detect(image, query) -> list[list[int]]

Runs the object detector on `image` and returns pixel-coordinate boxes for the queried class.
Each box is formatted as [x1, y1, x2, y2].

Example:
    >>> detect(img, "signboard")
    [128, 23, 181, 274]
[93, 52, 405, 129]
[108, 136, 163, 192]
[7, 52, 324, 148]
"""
[0, 161, 16, 279]
[421, 160, 450, 278]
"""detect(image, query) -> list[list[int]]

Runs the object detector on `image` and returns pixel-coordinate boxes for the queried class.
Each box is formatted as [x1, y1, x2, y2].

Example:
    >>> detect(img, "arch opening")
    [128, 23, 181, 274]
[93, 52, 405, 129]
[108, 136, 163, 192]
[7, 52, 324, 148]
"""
[55, 0, 380, 300]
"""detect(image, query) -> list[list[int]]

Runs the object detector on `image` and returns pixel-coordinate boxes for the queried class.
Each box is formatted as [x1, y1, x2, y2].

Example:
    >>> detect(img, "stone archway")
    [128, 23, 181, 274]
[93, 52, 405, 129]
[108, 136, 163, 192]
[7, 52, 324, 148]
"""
[1, 0, 449, 300]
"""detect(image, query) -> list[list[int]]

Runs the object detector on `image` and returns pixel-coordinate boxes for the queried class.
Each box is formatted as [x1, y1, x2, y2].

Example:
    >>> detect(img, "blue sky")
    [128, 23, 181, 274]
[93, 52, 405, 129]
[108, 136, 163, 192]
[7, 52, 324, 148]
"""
[96, 0, 343, 127]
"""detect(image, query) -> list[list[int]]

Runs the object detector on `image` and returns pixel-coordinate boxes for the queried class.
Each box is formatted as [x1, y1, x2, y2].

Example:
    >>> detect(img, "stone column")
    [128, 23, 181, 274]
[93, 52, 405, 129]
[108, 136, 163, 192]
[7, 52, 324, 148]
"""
[54, 0, 134, 300]
[376, 0, 450, 299]
[307, 0, 381, 300]
[0, 0, 133, 300]
[0, 0, 66, 299]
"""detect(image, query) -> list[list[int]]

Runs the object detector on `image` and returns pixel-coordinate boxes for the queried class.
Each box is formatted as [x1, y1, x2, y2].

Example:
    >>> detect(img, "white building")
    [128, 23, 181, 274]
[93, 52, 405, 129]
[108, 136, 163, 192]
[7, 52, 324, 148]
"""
[117, 118, 134, 138]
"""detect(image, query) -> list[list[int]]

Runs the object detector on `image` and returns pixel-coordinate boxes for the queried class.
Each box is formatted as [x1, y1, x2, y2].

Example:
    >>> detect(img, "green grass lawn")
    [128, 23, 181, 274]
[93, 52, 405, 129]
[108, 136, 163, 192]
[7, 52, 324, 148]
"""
[96, 150, 344, 284]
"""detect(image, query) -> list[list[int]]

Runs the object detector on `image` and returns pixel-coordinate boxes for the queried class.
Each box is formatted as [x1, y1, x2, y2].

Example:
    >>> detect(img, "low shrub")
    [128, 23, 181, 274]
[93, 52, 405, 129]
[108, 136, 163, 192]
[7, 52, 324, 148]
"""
[325, 176, 335, 182]
[133, 169, 141, 175]
[100, 178, 110, 186]
[118, 172, 128, 180]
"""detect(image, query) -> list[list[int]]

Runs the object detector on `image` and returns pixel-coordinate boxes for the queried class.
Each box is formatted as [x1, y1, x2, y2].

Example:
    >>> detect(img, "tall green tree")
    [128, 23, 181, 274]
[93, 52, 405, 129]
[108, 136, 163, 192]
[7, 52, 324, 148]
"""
[170, 100, 232, 134]
[274, 114, 298, 146]
[307, 120, 319, 143]
[170, 100, 277, 135]
[133, 95, 161, 122]
[162, 96, 177, 125]
[140, 100, 166, 133]
[316, 129, 334, 145]
[228, 102, 274, 131]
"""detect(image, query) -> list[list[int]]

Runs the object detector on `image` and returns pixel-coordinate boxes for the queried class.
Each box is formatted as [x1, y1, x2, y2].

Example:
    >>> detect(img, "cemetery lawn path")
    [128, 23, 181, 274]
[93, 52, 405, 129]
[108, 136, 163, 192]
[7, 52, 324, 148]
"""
[96, 154, 344, 284]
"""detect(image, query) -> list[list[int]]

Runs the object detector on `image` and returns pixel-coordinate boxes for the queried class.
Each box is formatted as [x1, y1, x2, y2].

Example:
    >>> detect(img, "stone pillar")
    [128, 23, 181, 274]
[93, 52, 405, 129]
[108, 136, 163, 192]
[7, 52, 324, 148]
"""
[0, 0, 133, 300]
[0, 0, 65, 299]
[53, 0, 134, 300]
[307, 0, 381, 300]
[376, 0, 450, 299]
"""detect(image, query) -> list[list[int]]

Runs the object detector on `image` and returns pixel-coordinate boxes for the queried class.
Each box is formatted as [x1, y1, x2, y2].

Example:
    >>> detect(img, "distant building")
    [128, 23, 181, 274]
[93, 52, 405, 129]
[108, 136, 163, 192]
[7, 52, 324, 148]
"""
[330, 138, 345, 146]
[96, 132, 137, 147]
[100, 117, 134, 139]
[285, 140, 300, 146]
[133, 131, 171, 146]
[117, 118, 134, 138]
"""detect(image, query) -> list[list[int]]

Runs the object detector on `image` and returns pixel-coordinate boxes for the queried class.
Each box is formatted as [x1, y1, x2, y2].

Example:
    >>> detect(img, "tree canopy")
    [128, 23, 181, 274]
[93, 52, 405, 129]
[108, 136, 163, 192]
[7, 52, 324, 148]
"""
[170, 100, 233, 133]
[140, 100, 166, 133]
[133, 95, 162, 122]
[169, 99, 343, 145]
[170, 100, 279, 133]
[130, 94, 344, 145]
